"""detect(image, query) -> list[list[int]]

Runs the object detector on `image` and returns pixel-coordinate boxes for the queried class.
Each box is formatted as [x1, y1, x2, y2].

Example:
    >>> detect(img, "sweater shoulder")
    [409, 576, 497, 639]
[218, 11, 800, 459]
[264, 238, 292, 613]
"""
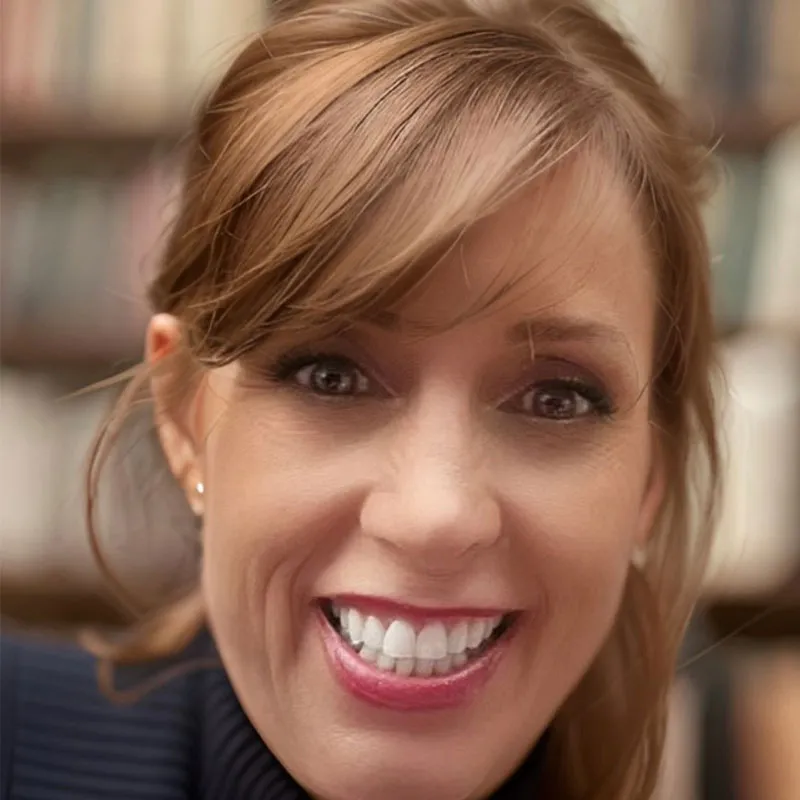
[1, 634, 198, 800]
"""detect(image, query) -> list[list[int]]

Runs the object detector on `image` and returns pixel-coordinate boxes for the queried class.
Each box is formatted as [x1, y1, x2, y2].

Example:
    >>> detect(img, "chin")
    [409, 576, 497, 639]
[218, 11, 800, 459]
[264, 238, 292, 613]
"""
[296, 740, 499, 800]
[273, 603, 539, 800]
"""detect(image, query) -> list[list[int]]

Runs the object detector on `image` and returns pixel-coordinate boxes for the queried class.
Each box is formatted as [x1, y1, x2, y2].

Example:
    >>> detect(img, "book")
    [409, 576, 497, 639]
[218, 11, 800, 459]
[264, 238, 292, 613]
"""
[709, 153, 768, 330]
[761, 0, 800, 120]
[746, 128, 800, 331]
[708, 332, 800, 597]
[0, 0, 34, 107]
[1, 0, 267, 130]
[1, 157, 176, 361]
[693, 0, 768, 114]
[0, 371, 60, 577]
[602, 0, 695, 99]
[181, 0, 265, 108]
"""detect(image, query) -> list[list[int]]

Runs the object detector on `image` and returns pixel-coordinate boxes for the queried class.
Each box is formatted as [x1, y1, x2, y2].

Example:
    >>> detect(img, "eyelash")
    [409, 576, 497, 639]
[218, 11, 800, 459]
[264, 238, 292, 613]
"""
[266, 350, 616, 420]
[269, 351, 380, 397]
[507, 376, 615, 420]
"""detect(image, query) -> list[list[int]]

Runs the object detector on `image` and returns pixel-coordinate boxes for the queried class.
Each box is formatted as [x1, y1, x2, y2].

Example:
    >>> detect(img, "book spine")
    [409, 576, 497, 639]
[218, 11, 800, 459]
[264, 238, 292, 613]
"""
[183, 0, 264, 106]
[31, 172, 81, 332]
[0, 169, 23, 330]
[127, 0, 172, 126]
[61, 170, 105, 332]
[31, 0, 61, 113]
[761, 0, 800, 118]
[88, 0, 122, 118]
[56, 0, 86, 111]
[72, 0, 96, 113]
[2, 0, 273, 127]
[605, 0, 695, 99]
[1, 0, 34, 108]
[746, 130, 800, 330]
[710, 153, 767, 330]
[723, 0, 767, 107]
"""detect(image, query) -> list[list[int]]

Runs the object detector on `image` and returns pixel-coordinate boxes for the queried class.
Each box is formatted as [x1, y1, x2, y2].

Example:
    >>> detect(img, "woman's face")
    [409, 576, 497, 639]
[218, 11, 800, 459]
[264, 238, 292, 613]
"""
[154, 159, 663, 800]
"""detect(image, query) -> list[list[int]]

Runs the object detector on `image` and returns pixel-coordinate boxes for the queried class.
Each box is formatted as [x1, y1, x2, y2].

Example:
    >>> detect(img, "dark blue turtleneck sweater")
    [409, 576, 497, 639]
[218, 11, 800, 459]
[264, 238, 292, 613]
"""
[1, 632, 546, 799]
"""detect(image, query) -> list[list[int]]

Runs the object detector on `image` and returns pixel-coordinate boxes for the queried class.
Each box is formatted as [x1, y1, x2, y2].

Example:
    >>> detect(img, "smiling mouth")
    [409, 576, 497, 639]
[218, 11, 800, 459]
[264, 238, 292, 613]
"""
[320, 599, 517, 678]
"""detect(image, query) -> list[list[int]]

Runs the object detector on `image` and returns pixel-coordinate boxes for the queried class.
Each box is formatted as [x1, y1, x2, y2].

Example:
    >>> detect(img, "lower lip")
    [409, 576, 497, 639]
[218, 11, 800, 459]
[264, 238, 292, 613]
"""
[317, 609, 511, 712]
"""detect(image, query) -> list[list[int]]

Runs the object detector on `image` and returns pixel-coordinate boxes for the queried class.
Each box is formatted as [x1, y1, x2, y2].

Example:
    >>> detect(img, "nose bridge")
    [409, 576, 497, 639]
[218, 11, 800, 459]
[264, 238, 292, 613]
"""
[398, 380, 479, 493]
[405, 388, 468, 482]
[360, 387, 501, 565]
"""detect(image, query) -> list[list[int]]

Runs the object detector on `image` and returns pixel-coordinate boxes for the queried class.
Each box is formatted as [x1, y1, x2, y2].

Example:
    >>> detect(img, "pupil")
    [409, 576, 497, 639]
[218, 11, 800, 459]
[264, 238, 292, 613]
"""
[537, 389, 575, 418]
[313, 366, 350, 394]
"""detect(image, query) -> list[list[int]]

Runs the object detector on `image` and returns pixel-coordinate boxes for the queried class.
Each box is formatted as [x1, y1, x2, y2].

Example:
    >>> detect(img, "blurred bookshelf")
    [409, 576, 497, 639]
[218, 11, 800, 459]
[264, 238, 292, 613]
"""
[0, 0, 266, 627]
[0, 0, 266, 373]
[0, 8, 795, 800]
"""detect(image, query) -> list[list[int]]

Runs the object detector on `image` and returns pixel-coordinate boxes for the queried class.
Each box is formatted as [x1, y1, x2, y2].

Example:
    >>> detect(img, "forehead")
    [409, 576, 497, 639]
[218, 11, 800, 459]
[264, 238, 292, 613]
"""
[394, 153, 656, 339]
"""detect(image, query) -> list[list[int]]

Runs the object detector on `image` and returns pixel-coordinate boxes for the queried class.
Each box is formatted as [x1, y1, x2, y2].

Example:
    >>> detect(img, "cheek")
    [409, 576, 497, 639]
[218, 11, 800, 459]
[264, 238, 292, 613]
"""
[506, 425, 652, 613]
[198, 396, 370, 649]
[501, 429, 653, 705]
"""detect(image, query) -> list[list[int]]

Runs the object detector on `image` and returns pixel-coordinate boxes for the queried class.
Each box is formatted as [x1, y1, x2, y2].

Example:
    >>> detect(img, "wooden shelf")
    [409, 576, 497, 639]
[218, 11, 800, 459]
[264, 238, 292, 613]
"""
[704, 569, 800, 643]
[0, 333, 142, 373]
[1, 577, 129, 632]
[0, 112, 188, 153]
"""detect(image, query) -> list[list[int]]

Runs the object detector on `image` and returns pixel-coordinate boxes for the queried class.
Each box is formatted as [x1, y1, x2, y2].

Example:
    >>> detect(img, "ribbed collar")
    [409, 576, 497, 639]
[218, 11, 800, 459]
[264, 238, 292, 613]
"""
[176, 632, 547, 799]
[197, 665, 307, 799]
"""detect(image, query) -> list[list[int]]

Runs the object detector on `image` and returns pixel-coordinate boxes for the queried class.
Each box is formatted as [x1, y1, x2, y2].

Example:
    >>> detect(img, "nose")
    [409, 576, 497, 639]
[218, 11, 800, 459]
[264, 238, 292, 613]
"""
[359, 394, 502, 573]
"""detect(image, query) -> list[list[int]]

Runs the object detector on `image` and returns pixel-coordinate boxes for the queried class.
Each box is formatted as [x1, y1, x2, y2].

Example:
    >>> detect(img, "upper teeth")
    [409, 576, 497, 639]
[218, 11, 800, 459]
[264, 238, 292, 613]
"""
[333, 606, 503, 676]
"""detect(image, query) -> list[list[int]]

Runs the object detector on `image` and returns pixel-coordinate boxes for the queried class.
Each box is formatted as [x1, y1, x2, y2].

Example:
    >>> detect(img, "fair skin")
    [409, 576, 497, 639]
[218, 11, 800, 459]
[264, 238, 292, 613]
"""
[150, 158, 664, 800]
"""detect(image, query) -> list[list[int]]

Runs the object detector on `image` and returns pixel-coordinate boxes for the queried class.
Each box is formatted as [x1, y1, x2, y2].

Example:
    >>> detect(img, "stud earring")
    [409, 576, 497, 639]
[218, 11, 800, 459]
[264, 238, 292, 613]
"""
[631, 544, 647, 568]
[190, 481, 205, 520]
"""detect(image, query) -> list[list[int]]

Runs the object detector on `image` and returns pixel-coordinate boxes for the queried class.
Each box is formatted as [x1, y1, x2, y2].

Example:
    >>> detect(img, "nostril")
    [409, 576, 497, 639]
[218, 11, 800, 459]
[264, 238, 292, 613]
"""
[359, 485, 502, 566]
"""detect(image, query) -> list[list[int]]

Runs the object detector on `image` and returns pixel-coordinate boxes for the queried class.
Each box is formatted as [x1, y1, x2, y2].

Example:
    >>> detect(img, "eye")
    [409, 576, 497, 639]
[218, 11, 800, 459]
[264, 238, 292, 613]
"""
[277, 353, 372, 397]
[508, 379, 613, 421]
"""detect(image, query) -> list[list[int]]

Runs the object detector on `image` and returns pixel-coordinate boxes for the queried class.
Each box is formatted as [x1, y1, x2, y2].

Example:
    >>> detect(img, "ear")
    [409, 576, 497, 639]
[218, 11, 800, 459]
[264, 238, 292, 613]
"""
[634, 433, 667, 547]
[146, 314, 205, 515]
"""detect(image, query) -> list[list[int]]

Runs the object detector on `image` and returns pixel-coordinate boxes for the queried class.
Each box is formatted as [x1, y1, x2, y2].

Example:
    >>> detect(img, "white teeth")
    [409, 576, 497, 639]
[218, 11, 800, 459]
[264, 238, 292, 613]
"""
[345, 608, 365, 645]
[447, 621, 469, 655]
[434, 655, 453, 674]
[331, 605, 509, 677]
[467, 620, 488, 649]
[376, 653, 395, 672]
[415, 658, 434, 677]
[395, 658, 415, 677]
[383, 619, 416, 659]
[416, 622, 448, 660]
[362, 616, 385, 651]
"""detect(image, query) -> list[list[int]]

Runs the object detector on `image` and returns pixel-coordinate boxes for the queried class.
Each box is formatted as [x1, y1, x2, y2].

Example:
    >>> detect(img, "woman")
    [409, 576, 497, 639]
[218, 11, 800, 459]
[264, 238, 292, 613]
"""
[1, 1, 720, 798]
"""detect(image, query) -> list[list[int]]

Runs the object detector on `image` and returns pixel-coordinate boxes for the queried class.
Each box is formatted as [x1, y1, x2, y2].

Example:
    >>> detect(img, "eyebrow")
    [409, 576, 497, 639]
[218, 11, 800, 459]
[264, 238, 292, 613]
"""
[505, 316, 631, 351]
[370, 311, 632, 354]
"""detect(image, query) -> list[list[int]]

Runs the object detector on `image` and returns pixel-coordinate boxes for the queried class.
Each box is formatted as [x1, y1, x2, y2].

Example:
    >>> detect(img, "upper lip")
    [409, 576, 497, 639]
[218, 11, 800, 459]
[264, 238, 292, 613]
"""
[322, 594, 515, 623]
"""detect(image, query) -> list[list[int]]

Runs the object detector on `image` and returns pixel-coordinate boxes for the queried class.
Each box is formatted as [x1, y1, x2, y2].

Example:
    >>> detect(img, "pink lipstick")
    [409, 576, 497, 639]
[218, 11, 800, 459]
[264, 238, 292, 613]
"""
[316, 597, 517, 712]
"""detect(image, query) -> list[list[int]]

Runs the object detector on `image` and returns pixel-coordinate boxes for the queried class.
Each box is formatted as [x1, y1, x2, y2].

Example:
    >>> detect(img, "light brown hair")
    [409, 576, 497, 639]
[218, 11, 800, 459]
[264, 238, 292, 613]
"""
[85, 1, 720, 797]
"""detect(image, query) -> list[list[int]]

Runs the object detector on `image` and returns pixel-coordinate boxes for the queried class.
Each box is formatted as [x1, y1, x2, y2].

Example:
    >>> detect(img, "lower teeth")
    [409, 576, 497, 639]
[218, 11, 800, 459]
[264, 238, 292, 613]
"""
[342, 631, 495, 677]
[356, 646, 475, 676]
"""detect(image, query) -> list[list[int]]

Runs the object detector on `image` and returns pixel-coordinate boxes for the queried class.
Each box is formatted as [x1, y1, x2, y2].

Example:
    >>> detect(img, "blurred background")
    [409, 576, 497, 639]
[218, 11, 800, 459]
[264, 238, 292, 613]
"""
[1, 1, 798, 798]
